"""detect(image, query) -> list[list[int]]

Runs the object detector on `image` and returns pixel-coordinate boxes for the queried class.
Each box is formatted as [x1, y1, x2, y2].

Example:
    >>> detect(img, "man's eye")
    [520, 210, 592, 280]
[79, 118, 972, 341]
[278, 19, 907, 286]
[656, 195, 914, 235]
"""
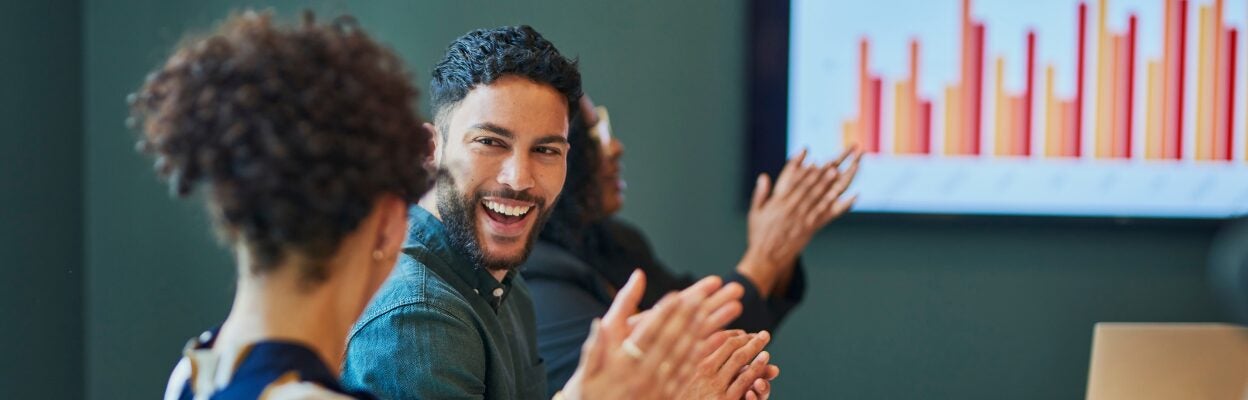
[476, 138, 504, 147]
[535, 146, 562, 156]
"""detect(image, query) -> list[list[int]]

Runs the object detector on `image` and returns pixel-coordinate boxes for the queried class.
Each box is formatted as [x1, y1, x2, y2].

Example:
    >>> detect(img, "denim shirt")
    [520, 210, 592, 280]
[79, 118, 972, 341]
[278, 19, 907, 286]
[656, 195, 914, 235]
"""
[341, 206, 548, 399]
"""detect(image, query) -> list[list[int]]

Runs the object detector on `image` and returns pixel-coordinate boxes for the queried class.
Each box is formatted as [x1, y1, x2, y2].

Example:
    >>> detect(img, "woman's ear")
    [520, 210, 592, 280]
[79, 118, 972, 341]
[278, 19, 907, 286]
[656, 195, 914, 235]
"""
[375, 194, 408, 258]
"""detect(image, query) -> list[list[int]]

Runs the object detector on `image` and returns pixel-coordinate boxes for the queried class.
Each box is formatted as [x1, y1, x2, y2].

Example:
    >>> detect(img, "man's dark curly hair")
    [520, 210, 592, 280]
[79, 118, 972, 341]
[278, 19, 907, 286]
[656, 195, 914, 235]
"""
[429, 25, 582, 128]
[128, 11, 432, 283]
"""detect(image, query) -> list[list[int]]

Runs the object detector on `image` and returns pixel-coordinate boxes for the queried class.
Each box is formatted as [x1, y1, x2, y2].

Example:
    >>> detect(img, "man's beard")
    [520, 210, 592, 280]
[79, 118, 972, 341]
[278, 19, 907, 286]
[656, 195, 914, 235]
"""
[436, 169, 554, 272]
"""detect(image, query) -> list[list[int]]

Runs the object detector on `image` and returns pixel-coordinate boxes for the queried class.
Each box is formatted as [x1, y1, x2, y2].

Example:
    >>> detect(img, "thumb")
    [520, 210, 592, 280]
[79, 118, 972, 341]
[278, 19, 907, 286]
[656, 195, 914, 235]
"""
[603, 269, 645, 328]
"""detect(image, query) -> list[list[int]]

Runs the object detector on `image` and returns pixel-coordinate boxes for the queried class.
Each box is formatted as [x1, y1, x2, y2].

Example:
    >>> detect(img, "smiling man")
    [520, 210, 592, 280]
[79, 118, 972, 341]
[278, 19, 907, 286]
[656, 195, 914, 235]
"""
[339, 26, 575, 399]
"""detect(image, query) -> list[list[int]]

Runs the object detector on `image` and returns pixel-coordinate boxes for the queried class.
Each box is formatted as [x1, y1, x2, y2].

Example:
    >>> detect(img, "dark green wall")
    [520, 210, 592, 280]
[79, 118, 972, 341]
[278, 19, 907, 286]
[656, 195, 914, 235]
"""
[78, 1, 1222, 399]
[0, 1, 84, 399]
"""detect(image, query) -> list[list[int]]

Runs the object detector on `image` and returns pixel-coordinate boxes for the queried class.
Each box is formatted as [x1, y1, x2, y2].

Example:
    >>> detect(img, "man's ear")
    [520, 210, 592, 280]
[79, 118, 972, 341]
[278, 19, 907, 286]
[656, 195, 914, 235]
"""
[422, 122, 440, 170]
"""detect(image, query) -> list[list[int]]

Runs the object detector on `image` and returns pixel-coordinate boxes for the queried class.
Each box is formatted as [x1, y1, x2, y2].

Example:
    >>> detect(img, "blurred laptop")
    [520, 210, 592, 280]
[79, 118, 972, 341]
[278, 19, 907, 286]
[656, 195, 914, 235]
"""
[1086, 323, 1248, 400]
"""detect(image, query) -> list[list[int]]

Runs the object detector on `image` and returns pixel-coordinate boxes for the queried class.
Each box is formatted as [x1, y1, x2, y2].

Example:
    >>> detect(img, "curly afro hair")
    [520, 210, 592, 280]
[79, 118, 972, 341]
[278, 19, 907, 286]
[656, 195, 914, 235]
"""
[429, 25, 582, 128]
[128, 10, 432, 282]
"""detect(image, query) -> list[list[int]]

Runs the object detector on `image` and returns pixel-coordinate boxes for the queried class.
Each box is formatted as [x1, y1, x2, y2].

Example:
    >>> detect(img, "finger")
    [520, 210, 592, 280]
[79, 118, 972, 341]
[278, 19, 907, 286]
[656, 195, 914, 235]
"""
[719, 331, 770, 375]
[725, 351, 771, 399]
[796, 163, 841, 214]
[683, 275, 725, 298]
[628, 292, 679, 351]
[784, 163, 823, 203]
[602, 269, 645, 327]
[820, 194, 859, 224]
[830, 144, 858, 168]
[828, 149, 864, 199]
[765, 364, 781, 380]
[753, 378, 770, 396]
[693, 282, 745, 336]
[806, 174, 849, 227]
[746, 390, 759, 400]
[703, 332, 754, 373]
[638, 293, 702, 373]
[696, 329, 746, 361]
[772, 148, 808, 197]
[577, 318, 606, 374]
[700, 301, 743, 337]
[749, 173, 772, 212]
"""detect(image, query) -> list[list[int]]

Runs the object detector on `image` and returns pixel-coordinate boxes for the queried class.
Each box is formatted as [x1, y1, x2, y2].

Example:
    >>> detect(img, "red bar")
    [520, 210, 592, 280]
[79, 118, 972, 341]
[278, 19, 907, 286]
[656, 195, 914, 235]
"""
[1226, 28, 1237, 161]
[1025, 31, 1036, 156]
[1175, 0, 1188, 158]
[1126, 14, 1137, 158]
[1075, 2, 1087, 157]
[972, 23, 986, 155]
[921, 100, 933, 153]
[871, 77, 883, 152]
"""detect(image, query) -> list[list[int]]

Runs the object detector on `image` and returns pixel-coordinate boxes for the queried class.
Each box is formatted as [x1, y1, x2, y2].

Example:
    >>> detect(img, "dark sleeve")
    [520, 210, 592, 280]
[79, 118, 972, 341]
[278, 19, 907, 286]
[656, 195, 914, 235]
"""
[526, 276, 611, 397]
[608, 219, 806, 334]
[722, 258, 807, 334]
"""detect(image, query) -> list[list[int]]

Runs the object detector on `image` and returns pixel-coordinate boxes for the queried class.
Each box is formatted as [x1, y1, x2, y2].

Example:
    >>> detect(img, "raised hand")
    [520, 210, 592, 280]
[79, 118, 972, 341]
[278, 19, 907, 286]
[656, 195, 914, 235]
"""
[738, 146, 863, 296]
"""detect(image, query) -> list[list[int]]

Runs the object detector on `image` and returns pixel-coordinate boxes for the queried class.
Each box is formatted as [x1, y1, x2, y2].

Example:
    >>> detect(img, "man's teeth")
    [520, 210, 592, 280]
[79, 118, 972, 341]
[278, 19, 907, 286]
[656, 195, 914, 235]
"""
[484, 200, 532, 217]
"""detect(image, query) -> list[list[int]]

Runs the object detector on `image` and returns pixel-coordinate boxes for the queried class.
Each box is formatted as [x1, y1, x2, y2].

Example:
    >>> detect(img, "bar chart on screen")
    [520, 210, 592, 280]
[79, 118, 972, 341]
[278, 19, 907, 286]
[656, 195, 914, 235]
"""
[788, 0, 1248, 218]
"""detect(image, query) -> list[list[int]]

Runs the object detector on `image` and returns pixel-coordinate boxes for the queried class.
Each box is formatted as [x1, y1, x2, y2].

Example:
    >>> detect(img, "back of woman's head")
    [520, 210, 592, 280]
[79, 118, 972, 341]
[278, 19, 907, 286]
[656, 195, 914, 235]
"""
[129, 11, 431, 283]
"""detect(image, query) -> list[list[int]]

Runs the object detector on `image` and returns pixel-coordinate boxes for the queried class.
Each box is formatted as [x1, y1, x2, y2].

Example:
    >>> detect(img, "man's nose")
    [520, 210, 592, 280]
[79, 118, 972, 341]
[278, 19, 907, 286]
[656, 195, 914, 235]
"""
[497, 152, 536, 191]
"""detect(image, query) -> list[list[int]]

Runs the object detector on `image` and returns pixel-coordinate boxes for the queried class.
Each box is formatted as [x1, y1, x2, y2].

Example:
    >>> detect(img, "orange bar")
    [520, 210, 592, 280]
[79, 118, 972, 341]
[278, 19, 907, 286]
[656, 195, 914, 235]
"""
[1045, 65, 1058, 156]
[1213, 0, 1225, 159]
[1197, 6, 1211, 159]
[1146, 60, 1162, 159]
[1095, 0, 1110, 158]
[843, 120, 857, 148]
[946, 85, 962, 155]
[859, 38, 872, 152]
[1113, 35, 1128, 158]
[1067, 101, 1081, 156]
[895, 80, 911, 154]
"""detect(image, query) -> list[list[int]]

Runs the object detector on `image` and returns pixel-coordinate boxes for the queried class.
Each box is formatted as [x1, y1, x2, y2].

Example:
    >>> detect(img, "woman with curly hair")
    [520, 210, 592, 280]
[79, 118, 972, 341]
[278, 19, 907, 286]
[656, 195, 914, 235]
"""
[132, 11, 432, 399]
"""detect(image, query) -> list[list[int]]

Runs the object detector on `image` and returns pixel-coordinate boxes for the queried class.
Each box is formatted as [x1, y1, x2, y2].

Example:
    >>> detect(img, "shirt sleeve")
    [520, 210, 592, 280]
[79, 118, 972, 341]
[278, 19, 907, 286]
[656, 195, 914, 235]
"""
[341, 301, 487, 400]
[722, 258, 807, 334]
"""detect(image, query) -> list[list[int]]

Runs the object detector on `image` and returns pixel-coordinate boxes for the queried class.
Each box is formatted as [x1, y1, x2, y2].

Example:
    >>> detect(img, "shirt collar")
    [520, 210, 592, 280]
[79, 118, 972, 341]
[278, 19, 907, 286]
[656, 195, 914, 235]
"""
[406, 205, 516, 312]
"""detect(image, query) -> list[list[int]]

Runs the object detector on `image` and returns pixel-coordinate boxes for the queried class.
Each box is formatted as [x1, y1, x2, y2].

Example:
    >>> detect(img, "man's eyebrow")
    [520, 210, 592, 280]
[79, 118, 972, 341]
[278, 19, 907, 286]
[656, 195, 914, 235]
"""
[471, 123, 568, 146]
[535, 135, 569, 146]
[470, 123, 514, 139]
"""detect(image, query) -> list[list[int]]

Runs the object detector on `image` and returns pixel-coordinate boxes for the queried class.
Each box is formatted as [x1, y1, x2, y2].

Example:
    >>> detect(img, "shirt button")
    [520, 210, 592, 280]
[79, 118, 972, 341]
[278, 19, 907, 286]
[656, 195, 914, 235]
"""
[492, 288, 504, 297]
